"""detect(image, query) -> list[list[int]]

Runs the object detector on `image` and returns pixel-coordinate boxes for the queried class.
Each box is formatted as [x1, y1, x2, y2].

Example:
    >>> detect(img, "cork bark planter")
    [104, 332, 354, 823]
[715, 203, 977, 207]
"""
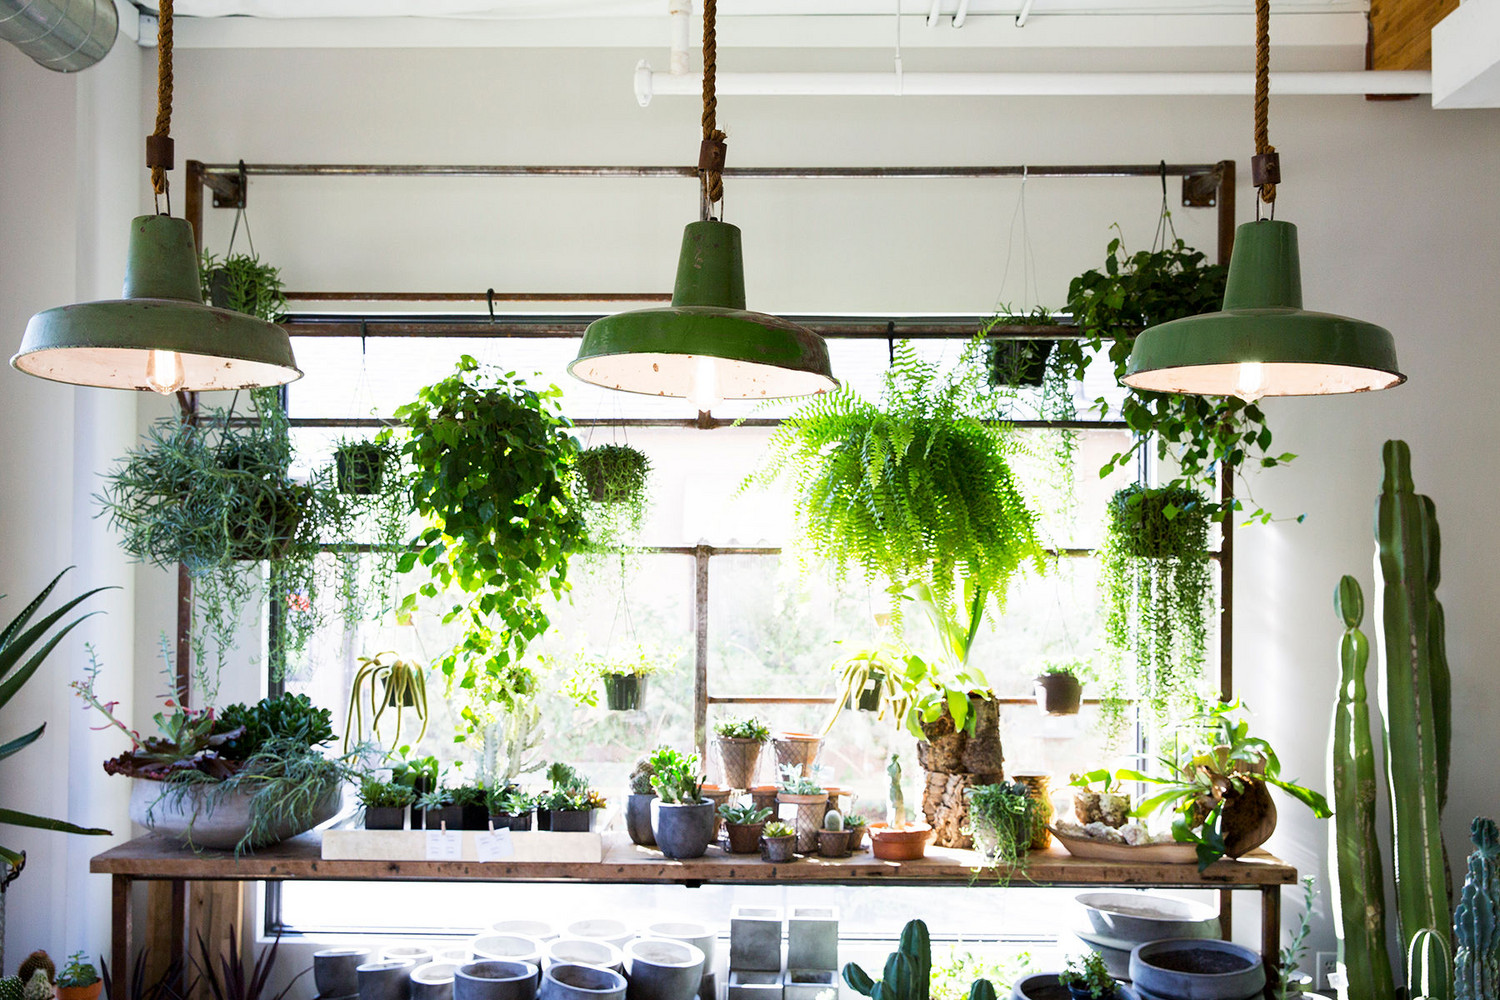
[777, 791, 828, 853]
[715, 737, 765, 790]
[917, 696, 1004, 849]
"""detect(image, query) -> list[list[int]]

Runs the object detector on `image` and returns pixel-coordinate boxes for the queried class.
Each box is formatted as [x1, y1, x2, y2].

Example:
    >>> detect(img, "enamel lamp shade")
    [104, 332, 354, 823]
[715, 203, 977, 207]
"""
[1123, 220, 1402, 399]
[569, 220, 836, 407]
[12, 214, 301, 392]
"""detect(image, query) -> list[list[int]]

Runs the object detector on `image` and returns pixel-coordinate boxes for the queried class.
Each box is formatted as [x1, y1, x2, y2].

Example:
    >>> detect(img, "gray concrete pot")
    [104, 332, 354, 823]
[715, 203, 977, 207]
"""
[546, 939, 625, 973]
[316, 948, 371, 998]
[626, 794, 657, 847]
[384, 947, 437, 967]
[358, 960, 415, 1000]
[492, 920, 559, 942]
[642, 922, 715, 977]
[565, 919, 635, 949]
[129, 777, 341, 850]
[623, 938, 705, 1000]
[539, 964, 627, 1000]
[1129, 939, 1264, 1000]
[411, 963, 460, 1000]
[654, 801, 716, 859]
[1075, 892, 1220, 944]
[455, 961, 540, 1000]
[472, 936, 545, 968]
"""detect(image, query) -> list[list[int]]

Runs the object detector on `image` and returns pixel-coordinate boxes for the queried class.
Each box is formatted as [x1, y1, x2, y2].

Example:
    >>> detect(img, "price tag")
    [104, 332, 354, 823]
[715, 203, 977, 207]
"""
[475, 827, 515, 862]
[425, 829, 462, 861]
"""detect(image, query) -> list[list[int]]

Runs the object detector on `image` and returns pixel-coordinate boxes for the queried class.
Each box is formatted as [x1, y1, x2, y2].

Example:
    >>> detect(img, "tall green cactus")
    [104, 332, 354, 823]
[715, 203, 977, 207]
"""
[1374, 440, 1452, 954]
[844, 919, 932, 1000]
[965, 981, 997, 1000]
[1455, 818, 1500, 1000]
[1328, 575, 1395, 1000]
[1409, 928, 1454, 1000]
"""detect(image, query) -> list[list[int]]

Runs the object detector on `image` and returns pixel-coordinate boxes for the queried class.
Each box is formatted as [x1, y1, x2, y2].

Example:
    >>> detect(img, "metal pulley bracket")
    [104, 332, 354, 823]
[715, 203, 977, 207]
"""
[1251, 151, 1281, 188]
[698, 136, 727, 173]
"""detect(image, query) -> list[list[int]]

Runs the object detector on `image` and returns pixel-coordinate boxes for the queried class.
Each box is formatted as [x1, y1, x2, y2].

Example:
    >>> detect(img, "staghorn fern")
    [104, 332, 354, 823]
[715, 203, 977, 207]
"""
[749, 338, 1045, 625]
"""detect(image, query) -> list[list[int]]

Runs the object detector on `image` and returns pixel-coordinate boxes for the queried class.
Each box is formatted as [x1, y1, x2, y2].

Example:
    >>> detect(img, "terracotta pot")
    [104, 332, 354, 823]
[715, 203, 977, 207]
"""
[700, 785, 732, 838]
[58, 984, 102, 1000]
[715, 738, 764, 790]
[847, 824, 867, 852]
[772, 733, 821, 777]
[761, 835, 797, 863]
[778, 792, 828, 852]
[724, 821, 766, 854]
[749, 786, 779, 813]
[868, 822, 933, 861]
[1034, 673, 1082, 716]
[816, 829, 853, 858]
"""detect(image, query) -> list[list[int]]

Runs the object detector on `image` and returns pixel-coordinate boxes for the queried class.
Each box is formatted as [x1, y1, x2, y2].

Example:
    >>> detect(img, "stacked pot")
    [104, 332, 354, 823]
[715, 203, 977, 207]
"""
[726, 906, 839, 1000]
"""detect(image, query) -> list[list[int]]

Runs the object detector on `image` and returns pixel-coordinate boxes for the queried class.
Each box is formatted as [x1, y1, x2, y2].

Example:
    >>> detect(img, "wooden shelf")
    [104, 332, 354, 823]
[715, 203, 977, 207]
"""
[90, 831, 1294, 888]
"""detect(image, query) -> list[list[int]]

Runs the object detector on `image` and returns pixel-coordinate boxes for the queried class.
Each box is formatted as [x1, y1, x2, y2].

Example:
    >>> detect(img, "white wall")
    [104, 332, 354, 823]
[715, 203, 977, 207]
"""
[4, 33, 1499, 980]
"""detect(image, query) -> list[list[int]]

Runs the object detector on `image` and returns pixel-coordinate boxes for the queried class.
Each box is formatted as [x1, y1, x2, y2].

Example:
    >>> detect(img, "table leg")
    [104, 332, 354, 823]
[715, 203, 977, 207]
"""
[1262, 884, 1282, 996]
[1219, 888, 1233, 941]
[170, 881, 186, 967]
[111, 875, 132, 983]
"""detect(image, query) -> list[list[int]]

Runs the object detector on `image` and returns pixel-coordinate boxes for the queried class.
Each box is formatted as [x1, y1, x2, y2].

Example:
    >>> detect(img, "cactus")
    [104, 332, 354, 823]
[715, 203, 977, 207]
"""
[19, 972, 47, 1000]
[1409, 928, 1454, 1000]
[824, 809, 844, 832]
[844, 919, 931, 1000]
[1374, 441, 1452, 956]
[888, 754, 907, 828]
[1454, 818, 1500, 1000]
[15, 953, 52, 988]
[965, 981, 997, 1000]
[1328, 575, 1396, 1000]
[0, 978, 21, 1000]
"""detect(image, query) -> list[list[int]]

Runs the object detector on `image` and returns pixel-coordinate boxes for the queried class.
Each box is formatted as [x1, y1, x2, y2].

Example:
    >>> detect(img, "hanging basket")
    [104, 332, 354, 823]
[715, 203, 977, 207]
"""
[603, 672, 646, 711]
[335, 443, 386, 496]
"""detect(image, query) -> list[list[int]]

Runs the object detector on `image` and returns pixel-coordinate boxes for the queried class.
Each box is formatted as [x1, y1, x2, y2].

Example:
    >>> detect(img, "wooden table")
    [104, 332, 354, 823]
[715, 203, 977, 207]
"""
[92, 833, 1294, 986]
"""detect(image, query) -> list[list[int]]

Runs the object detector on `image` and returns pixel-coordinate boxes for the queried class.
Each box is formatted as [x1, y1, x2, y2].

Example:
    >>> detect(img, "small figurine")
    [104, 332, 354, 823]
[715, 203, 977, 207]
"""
[887, 753, 906, 828]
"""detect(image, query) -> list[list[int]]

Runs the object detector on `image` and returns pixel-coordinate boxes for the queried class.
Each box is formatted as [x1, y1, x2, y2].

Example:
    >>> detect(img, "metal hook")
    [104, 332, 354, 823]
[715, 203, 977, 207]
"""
[487, 288, 496, 324]
[360, 319, 368, 357]
[887, 321, 896, 368]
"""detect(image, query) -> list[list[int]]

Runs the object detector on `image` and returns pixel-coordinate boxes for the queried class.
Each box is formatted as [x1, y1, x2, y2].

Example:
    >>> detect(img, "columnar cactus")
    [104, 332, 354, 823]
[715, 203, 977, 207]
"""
[1408, 928, 1454, 1000]
[1454, 818, 1500, 1000]
[1374, 440, 1452, 954]
[965, 981, 997, 1000]
[843, 919, 931, 1000]
[1328, 575, 1395, 1000]
[19, 972, 48, 1000]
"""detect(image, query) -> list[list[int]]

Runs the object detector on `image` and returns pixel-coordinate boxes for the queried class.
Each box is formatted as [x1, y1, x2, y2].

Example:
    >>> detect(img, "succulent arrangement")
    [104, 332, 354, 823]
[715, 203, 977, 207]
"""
[650, 747, 705, 805]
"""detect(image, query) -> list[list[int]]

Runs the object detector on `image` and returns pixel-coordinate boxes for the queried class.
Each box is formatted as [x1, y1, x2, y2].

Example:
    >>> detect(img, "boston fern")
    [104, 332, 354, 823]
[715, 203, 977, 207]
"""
[751, 338, 1045, 625]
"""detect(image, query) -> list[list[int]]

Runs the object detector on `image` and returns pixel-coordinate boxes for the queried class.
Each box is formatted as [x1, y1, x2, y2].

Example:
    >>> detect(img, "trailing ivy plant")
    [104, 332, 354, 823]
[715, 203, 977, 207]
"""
[394, 356, 586, 735]
[324, 433, 412, 628]
[1058, 230, 1294, 522]
[576, 443, 652, 552]
[199, 251, 287, 323]
[750, 337, 1046, 628]
[1098, 483, 1215, 741]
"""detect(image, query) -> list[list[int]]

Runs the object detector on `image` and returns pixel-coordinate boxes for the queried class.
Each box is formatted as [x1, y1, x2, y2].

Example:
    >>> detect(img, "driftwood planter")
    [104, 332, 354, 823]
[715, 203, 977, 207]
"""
[918, 696, 1005, 848]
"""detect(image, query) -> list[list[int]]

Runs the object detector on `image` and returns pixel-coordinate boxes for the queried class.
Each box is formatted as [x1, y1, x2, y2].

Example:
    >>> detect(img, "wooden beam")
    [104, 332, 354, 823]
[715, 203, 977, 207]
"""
[1369, 0, 1459, 71]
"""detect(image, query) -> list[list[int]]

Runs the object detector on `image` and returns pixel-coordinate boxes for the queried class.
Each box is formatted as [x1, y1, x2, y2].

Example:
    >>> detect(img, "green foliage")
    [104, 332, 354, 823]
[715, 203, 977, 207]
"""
[199, 252, 287, 323]
[540, 761, 603, 811]
[845, 813, 868, 829]
[649, 747, 704, 805]
[763, 821, 795, 838]
[390, 749, 440, 790]
[488, 789, 535, 815]
[714, 717, 771, 742]
[720, 803, 772, 825]
[576, 444, 652, 551]
[326, 434, 414, 628]
[778, 763, 825, 796]
[57, 955, 98, 990]
[448, 783, 488, 809]
[357, 777, 414, 808]
[217, 692, 334, 761]
[1058, 952, 1115, 998]
[1276, 877, 1318, 999]
[750, 338, 1045, 627]
[930, 946, 1033, 1000]
[1098, 484, 1214, 740]
[629, 752, 658, 795]
[966, 781, 1034, 869]
[843, 920, 932, 1000]
[416, 788, 454, 811]
[395, 357, 586, 735]
[0, 570, 113, 878]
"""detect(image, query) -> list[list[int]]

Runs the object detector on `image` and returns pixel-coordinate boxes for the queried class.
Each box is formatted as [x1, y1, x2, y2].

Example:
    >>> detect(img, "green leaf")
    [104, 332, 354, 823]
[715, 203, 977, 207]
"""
[0, 808, 110, 837]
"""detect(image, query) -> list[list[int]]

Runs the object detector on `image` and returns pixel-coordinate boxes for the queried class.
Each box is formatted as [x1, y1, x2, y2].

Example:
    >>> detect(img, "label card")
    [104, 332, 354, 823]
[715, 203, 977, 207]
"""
[475, 828, 515, 862]
[425, 829, 463, 861]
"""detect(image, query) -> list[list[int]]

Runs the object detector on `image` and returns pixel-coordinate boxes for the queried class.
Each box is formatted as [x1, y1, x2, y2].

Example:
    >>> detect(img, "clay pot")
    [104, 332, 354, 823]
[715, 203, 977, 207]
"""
[816, 829, 853, 858]
[778, 792, 828, 853]
[715, 738, 765, 790]
[761, 835, 797, 863]
[847, 824, 867, 852]
[725, 821, 767, 854]
[1034, 673, 1082, 716]
[772, 733, 821, 777]
[700, 785, 732, 838]
[868, 822, 932, 861]
[58, 984, 103, 1000]
[749, 786, 779, 813]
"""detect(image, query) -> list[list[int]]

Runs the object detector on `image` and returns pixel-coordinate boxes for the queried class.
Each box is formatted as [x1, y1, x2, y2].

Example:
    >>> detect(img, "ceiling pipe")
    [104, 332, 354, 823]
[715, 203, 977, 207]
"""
[0, 0, 117, 71]
[952, 0, 970, 28]
[634, 64, 1432, 104]
[668, 0, 690, 75]
[925, 0, 942, 29]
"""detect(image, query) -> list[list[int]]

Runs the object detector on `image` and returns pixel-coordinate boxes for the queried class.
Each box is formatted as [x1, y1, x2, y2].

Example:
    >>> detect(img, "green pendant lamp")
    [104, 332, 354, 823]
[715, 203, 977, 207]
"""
[568, 0, 835, 408]
[1122, 0, 1402, 401]
[11, 0, 299, 394]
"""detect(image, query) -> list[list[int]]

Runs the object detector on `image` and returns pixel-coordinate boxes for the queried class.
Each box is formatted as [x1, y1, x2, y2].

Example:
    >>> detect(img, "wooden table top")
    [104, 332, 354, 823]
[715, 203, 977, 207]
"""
[91, 832, 1295, 887]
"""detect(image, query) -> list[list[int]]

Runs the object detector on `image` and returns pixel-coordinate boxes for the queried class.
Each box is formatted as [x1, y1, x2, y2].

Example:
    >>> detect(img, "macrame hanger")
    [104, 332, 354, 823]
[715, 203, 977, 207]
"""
[146, 0, 175, 217]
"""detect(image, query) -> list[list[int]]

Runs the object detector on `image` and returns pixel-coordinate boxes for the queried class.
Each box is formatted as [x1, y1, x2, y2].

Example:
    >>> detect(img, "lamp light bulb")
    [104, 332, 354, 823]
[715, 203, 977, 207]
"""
[689, 355, 720, 413]
[1234, 361, 1266, 403]
[146, 349, 186, 395]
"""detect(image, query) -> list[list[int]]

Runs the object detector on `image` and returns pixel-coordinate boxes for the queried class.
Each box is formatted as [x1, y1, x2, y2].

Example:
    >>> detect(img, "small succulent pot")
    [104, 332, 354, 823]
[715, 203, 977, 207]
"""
[867, 822, 933, 861]
[508, 810, 534, 832]
[846, 823, 867, 852]
[365, 806, 406, 830]
[654, 801, 716, 859]
[602, 673, 645, 711]
[462, 804, 492, 831]
[749, 786, 779, 814]
[315, 947, 371, 997]
[420, 805, 463, 832]
[358, 960, 416, 1000]
[777, 792, 828, 853]
[771, 733, 821, 777]
[715, 737, 764, 790]
[335, 442, 386, 495]
[455, 960, 540, 1000]
[622, 938, 705, 1000]
[549, 809, 593, 833]
[816, 828, 853, 858]
[58, 983, 103, 1000]
[1034, 672, 1082, 716]
[538, 964, 626, 1000]
[761, 834, 797, 863]
[626, 793, 657, 846]
[724, 821, 766, 854]
[411, 962, 460, 1000]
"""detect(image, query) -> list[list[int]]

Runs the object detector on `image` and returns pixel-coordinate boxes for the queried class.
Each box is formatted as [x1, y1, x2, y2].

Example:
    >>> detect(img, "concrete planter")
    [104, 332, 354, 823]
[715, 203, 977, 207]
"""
[644, 921, 715, 1000]
[566, 918, 634, 948]
[455, 961, 540, 1000]
[787, 907, 837, 972]
[655, 801, 716, 859]
[727, 972, 782, 1000]
[539, 965, 627, 1000]
[626, 793, 657, 846]
[315, 948, 371, 997]
[472, 935, 545, 967]
[384, 947, 437, 967]
[1128, 939, 1264, 1000]
[782, 970, 837, 1000]
[547, 938, 625, 973]
[358, 960, 415, 1000]
[493, 920, 559, 942]
[776, 792, 827, 853]
[549, 809, 593, 833]
[623, 938, 705, 1000]
[729, 905, 783, 972]
[129, 777, 341, 850]
[411, 963, 461, 1000]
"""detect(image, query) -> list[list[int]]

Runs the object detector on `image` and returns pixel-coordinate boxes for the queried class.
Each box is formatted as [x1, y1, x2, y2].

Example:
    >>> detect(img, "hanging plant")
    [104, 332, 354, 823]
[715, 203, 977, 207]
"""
[324, 433, 412, 627]
[343, 651, 429, 751]
[199, 251, 287, 323]
[1098, 483, 1215, 741]
[576, 443, 652, 552]
[96, 389, 341, 683]
[394, 356, 586, 734]
[1058, 231, 1292, 521]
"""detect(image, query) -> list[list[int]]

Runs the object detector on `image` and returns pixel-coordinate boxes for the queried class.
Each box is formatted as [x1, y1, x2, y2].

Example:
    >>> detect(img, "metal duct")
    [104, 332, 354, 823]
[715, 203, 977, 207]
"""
[0, 0, 117, 72]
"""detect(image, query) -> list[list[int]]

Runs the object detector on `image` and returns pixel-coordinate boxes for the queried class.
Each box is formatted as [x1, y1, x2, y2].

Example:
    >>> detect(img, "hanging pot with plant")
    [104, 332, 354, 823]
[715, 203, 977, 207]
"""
[344, 652, 428, 751]
[1034, 662, 1084, 716]
[200, 250, 288, 324]
[982, 307, 1059, 389]
[334, 439, 389, 496]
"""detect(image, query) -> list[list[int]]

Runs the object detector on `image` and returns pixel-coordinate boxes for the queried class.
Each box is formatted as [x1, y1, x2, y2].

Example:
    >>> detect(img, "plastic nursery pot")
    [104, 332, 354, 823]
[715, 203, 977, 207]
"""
[58, 983, 104, 1000]
[867, 822, 933, 861]
[335, 444, 385, 495]
[725, 821, 766, 854]
[654, 801, 717, 859]
[715, 737, 764, 790]
[462, 804, 492, 831]
[420, 806, 463, 832]
[549, 809, 593, 833]
[761, 834, 797, 863]
[1034, 673, 1082, 716]
[364, 805, 406, 830]
[602, 672, 646, 711]
[626, 793, 656, 846]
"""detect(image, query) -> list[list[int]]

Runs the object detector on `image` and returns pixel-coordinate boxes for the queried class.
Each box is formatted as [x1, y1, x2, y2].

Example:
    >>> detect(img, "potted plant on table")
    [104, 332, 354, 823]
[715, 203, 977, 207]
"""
[450, 783, 490, 831]
[540, 762, 602, 832]
[1035, 661, 1084, 717]
[1058, 952, 1120, 1000]
[868, 754, 932, 861]
[650, 747, 715, 860]
[720, 803, 773, 854]
[55, 954, 101, 1000]
[965, 782, 1034, 872]
[358, 776, 413, 830]
[817, 810, 853, 858]
[415, 788, 460, 832]
[845, 813, 868, 852]
[713, 718, 770, 790]
[625, 753, 658, 847]
[776, 764, 828, 854]
[391, 750, 440, 830]
[760, 821, 797, 863]
[344, 652, 429, 752]
[594, 647, 664, 712]
[487, 789, 535, 832]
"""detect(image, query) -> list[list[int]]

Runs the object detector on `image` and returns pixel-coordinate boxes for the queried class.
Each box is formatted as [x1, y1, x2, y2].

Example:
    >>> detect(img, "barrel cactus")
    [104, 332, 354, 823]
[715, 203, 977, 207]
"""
[1327, 575, 1395, 1000]
[824, 809, 845, 832]
[843, 919, 931, 1000]
[1455, 817, 1500, 1000]
[0, 977, 22, 1000]
[15, 953, 52, 988]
